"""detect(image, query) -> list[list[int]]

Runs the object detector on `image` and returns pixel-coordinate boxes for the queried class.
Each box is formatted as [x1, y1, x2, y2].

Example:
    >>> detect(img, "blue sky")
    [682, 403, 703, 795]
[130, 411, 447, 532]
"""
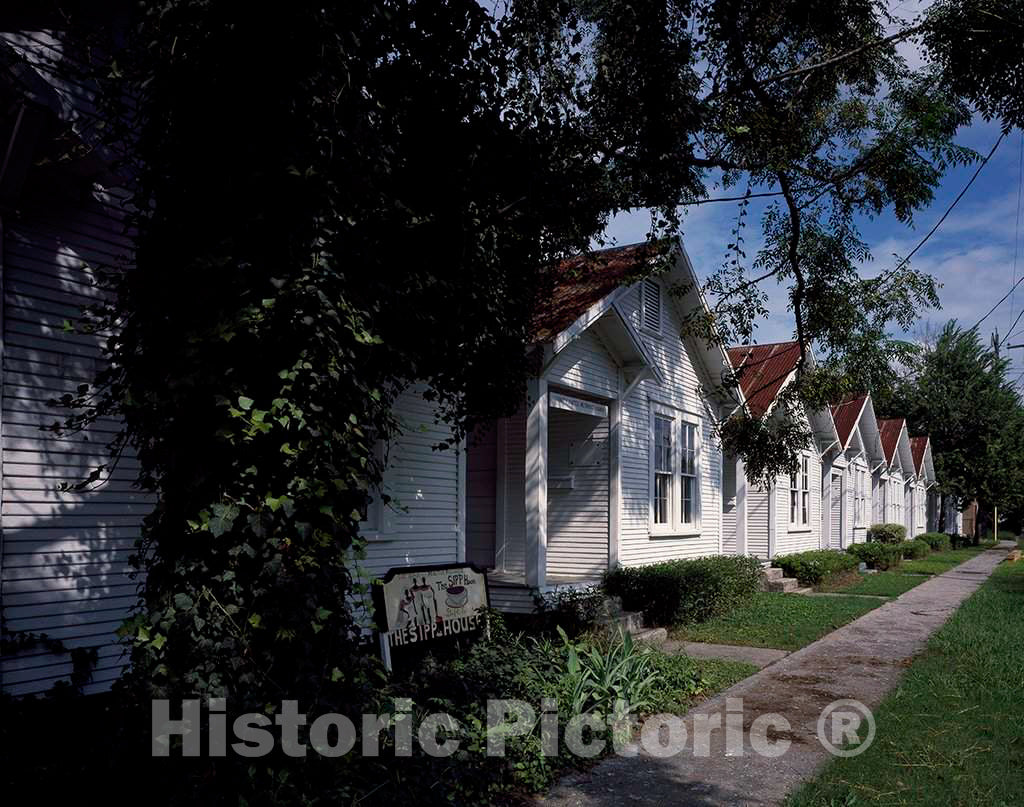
[600, 7, 1024, 383]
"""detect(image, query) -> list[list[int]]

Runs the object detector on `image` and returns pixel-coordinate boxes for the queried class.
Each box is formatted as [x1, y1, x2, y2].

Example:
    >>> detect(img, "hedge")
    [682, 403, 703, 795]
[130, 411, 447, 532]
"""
[772, 550, 860, 586]
[916, 532, 953, 552]
[847, 542, 903, 570]
[867, 523, 907, 544]
[901, 538, 931, 559]
[604, 555, 763, 626]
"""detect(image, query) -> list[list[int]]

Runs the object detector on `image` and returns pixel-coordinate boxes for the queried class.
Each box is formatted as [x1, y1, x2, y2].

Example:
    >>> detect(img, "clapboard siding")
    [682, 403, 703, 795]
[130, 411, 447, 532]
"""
[546, 329, 619, 399]
[356, 385, 462, 579]
[746, 487, 770, 559]
[546, 408, 609, 577]
[500, 411, 527, 575]
[465, 423, 497, 569]
[617, 280, 721, 566]
[0, 182, 149, 697]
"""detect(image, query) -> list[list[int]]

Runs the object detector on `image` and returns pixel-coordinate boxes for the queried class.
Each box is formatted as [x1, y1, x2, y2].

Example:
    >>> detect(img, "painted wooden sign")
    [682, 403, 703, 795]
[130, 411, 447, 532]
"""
[373, 563, 489, 649]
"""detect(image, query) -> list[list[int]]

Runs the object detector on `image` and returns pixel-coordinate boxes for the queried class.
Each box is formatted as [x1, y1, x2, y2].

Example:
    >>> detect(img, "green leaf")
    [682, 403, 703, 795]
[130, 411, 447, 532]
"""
[150, 633, 167, 650]
[248, 614, 262, 629]
[238, 396, 254, 411]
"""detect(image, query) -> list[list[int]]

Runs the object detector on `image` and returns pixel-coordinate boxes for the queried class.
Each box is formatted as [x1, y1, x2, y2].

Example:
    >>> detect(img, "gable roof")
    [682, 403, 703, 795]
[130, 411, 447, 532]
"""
[878, 418, 907, 468]
[726, 341, 802, 418]
[831, 394, 869, 451]
[530, 242, 664, 344]
[909, 436, 929, 475]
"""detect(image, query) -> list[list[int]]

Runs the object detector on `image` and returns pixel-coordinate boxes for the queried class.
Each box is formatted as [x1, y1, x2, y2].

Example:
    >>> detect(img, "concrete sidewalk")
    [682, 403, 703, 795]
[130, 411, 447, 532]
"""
[537, 542, 1015, 807]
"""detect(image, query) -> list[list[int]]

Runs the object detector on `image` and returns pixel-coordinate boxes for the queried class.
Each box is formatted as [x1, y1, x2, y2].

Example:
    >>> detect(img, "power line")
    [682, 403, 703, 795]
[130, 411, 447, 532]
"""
[906, 133, 1005, 282]
[1000, 132, 1024, 344]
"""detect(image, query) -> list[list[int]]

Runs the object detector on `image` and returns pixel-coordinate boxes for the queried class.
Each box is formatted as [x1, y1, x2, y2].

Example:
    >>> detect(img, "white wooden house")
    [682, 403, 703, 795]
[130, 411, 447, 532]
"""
[459, 242, 740, 610]
[722, 342, 839, 559]
[0, 31, 151, 696]
[825, 393, 886, 548]
[874, 418, 915, 529]
[908, 436, 935, 537]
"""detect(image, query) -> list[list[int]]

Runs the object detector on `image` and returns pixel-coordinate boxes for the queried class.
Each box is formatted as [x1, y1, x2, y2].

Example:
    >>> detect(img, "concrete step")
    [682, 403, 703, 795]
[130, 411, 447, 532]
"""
[762, 567, 785, 581]
[597, 610, 645, 635]
[632, 627, 668, 645]
[790, 587, 814, 595]
[766, 577, 800, 593]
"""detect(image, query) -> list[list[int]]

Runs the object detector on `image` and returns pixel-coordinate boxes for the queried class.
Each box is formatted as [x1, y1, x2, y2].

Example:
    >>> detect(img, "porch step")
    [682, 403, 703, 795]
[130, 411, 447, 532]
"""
[597, 610, 646, 635]
[765, 576, 801, 593]
[762, 567, 785, 581]
[632, 627, 668, 645]
[790, 587, 814, 595]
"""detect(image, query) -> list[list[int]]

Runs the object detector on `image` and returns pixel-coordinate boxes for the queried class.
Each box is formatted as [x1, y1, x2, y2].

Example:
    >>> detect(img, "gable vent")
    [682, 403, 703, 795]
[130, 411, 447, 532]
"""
[641, 278, 662, 333]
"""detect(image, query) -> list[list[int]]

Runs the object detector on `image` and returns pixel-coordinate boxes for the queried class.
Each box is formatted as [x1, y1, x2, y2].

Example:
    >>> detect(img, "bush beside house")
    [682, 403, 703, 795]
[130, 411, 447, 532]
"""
[772, 550, 860, 586]
[604, 556, 763, 626]
[847, 542, 903, 570]
[901, 539, 931, 559]
[867, 523, 907, 544]
[917, 532, 953, 552]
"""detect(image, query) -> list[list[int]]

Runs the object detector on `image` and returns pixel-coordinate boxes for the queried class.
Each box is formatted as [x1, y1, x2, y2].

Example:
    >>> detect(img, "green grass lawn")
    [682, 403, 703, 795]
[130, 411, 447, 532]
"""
[786, 560, 1024, 807]
[831, 571, 929, 597]
[900, 546, 988, 575]
[669, 593, 881, 651]
[646, 652, 760, 713]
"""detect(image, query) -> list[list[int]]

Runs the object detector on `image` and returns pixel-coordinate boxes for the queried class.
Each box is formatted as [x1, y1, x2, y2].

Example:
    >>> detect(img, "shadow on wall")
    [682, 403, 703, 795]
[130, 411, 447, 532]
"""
[1, 182, 149, 697]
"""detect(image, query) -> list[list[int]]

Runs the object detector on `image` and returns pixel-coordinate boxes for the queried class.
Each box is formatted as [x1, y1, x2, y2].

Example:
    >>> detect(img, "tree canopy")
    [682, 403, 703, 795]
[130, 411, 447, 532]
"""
[10, 0, 1020, 728]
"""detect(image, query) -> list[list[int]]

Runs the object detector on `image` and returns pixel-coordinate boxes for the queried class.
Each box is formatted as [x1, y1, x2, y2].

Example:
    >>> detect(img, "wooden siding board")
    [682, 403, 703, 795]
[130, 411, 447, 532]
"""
[0, 189, 147, 697]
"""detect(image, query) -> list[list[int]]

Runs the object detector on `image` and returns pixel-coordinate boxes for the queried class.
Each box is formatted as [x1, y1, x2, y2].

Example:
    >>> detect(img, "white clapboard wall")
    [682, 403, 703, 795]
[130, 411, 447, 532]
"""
[1, 180, 148, 696]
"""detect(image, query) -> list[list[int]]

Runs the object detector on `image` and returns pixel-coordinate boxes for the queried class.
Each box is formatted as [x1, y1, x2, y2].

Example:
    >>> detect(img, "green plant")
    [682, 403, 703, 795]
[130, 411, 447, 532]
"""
[533, 585, 607, 638]
[847, 542, 903, 570]
[560, 627, 661, 717]
[917, 532, 953, 552]
[951, 533, 974, 549]
[901, 539, 932, 559]
[773, 550, 860, 586]
[604, 555, 763, 626]
[867, 523, 907, 544]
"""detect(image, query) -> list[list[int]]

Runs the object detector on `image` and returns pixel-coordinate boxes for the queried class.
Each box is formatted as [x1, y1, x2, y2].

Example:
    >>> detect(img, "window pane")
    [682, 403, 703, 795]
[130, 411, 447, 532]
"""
[790, 490, 798, 522]
[681, 475, 695, 524]
[655, 472, 671, 524]
[801, 457, 809, 489]
[681, 423, 696, 475]
[802, 491, 809, 524]
[654, 416, 672, 472]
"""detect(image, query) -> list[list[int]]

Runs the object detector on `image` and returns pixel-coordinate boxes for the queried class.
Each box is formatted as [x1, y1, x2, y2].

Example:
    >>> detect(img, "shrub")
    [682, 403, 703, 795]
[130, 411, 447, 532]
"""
[847, 542, 903, 570]
[901, 539, 931, 559]
[772, 550, 860, 586]
[867, 523, 907, 544]
[951, 533, 974, 549]
[604, 555, 763, 626]
[917, 532, 952, 552]
[533, 585, 607, 638]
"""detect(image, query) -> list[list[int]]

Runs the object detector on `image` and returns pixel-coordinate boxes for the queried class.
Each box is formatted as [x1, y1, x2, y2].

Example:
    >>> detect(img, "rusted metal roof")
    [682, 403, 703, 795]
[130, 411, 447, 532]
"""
[878, 418, 906, 467]
[726, 341, 802, 418]
[530, 242, 665, 344]
[831, 394, 868, 450]
[909, 435, 929, 475]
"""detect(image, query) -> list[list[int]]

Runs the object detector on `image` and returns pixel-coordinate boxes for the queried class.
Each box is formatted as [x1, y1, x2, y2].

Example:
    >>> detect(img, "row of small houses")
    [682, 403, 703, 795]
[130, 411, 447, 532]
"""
[0, 29, 963, 695]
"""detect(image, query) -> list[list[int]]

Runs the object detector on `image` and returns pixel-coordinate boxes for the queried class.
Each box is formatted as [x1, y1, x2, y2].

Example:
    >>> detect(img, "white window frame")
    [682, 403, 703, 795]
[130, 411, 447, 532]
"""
[789, 454, 810, 528]
[641, 278, 663, 335]
[649, 403, 702, 536]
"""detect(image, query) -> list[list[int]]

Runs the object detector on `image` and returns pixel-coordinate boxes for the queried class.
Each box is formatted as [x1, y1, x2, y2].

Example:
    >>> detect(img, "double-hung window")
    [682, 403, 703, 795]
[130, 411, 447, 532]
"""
[650, 405, 701, 534]
[789, 455, 809, 527]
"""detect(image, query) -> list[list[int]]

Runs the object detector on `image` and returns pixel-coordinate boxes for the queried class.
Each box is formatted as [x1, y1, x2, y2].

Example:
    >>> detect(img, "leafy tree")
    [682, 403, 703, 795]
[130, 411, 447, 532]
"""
[884, 322, 1024, 530]
[5, 0, 1018, 779]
